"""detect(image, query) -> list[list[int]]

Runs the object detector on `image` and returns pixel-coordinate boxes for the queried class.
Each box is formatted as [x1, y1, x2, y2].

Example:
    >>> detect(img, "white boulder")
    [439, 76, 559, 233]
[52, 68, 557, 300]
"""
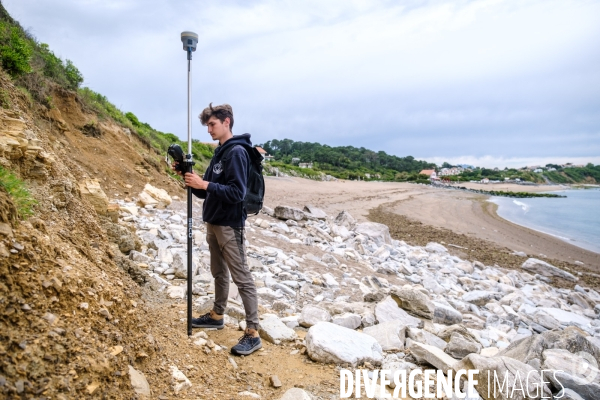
[522, 258, 578, 282]
[306, 322, 383, 367]
[362, 321, 406, 351]
[354, 222, 391, 246]
[259, 315, 298, 344]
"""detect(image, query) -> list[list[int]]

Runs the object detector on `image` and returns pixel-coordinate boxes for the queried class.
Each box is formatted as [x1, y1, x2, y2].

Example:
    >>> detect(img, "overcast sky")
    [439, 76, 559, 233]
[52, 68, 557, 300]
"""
[4, 0, 600, 168]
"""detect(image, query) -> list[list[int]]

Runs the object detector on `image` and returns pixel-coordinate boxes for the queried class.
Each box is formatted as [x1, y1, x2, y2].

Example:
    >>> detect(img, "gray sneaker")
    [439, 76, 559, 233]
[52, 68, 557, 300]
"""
[191, 312, 224, 329]
[231, 332, 262, 356]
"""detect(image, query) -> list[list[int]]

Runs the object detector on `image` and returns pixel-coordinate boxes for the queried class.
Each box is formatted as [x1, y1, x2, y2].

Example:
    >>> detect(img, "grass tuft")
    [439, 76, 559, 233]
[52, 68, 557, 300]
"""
[0, 166, 36, 219]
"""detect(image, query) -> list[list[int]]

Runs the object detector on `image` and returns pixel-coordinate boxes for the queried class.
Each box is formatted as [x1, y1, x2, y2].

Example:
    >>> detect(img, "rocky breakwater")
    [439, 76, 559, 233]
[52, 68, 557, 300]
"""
[118, 198, 600, 399]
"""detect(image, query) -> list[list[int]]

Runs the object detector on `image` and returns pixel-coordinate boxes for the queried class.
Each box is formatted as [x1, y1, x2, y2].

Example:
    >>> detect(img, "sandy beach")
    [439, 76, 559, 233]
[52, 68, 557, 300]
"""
[262, 177, 600, 282]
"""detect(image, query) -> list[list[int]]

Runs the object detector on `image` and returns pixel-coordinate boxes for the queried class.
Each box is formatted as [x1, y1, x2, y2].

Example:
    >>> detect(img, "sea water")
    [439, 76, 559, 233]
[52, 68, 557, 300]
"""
[490, 189, 600, 254]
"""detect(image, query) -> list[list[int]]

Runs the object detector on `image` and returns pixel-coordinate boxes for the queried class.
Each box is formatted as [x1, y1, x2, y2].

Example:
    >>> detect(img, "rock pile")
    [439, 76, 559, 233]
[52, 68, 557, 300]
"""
[117, 198, 600, 399]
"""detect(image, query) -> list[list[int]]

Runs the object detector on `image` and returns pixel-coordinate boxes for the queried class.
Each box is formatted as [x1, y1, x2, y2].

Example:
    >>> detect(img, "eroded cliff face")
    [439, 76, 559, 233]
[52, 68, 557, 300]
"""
[0, 73, 177, 399]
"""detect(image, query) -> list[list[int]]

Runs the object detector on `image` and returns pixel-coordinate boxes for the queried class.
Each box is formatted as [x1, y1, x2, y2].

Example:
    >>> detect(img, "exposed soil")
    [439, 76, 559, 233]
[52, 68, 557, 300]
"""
[136, 294, 342, 400]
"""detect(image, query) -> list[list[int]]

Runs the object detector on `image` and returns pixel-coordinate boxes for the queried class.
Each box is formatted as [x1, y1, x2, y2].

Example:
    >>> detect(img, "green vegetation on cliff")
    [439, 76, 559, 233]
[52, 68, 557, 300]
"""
[0, 3, 214, 173]
[0, 165, 36, 220]
[543, 164, 600, 184]
[437, 164, 600, 185]
[0, 5, 83, 95]
[78, 88, 214, 171]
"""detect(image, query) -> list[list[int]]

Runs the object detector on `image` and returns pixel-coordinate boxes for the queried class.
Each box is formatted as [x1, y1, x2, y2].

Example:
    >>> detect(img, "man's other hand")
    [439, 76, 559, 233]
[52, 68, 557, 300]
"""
[171, 162, 182, 177]
[184, 171, 209, 190]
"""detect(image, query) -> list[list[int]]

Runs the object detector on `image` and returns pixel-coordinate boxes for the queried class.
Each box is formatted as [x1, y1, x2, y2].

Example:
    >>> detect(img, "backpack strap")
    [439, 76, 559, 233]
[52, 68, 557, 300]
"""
[220, 144, 248, 165]
[220, 144, 249, 229]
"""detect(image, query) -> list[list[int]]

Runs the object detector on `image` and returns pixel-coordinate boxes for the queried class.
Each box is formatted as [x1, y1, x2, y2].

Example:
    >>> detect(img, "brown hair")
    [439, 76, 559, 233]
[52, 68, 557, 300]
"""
[199, 103, 234, 131]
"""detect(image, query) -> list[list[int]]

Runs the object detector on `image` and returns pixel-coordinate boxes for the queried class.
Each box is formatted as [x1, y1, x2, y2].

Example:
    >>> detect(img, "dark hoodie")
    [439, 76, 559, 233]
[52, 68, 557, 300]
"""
[191, 134, 251, 227]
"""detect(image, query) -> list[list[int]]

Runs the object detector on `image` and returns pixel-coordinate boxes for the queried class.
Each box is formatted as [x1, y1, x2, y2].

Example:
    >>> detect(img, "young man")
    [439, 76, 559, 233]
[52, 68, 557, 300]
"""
[179, 103, 261, 356]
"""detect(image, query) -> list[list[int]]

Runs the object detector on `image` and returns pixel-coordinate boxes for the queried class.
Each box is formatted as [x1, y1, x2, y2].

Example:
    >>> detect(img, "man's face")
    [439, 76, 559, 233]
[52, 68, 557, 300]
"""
[207, 116, 230, 143]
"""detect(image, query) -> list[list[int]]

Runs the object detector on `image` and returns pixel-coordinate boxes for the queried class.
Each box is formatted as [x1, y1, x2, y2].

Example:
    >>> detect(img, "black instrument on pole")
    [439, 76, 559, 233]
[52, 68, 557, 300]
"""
[180, 31, 198, 337]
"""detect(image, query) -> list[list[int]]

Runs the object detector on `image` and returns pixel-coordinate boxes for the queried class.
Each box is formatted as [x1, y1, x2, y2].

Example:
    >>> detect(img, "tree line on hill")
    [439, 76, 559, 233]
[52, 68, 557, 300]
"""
[439, 164, 600, 184]
[260, 139, 435, 181]
[542, 164, 600, 184]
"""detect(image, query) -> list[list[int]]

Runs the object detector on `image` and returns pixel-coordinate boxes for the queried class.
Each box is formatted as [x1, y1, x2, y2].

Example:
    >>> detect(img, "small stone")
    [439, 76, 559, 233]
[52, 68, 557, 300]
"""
[274, 205, 306, 221]
[110, 346, 123, 356]
[79, 302, 89, 310]
[363, 321, 406, 351]
[259, 315, 298, 343]
[128, 365, 151, 396]
[228, 357, 238, 369]
[390, 286, 435, 319]
[166, 285, 187, 299]
[0, 222, 13, 237]
[299, 305, 331, 327]
[99, 308, 112, 319]
[238, 391, 261, 398]
[42, 312, 58, 326]
[522, 257, 578, 282]
[270, 375, 282, 388]
[445, 332, 482, 359]
[86, 381, 100, 395]
[192, 331, 208, 339]
[410, 341, 458, 371]
[480, 347, 499, 357]
[280, 388, 311, 400]
[169, 365, 192, 394]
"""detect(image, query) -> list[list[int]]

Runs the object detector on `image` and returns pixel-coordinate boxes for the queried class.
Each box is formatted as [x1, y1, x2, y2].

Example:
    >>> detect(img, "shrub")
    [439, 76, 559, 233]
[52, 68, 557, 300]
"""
[0, 13, 84, 90]
[64, 59, 83, 89]
[38, 43, 63, 82]
[0, 166, 36, 219]
[0, 22, 32, 77]
[125, 111, 141, 127]
[16, 70, 51, 105]
[0, 88, 11, 108]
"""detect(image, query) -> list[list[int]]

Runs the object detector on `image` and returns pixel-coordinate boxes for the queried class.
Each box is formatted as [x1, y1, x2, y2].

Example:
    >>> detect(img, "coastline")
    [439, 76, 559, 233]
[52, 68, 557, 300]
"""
[488, 196, 600, 254]
[441, 181, 567, 193]
[263, 177, 600, 283]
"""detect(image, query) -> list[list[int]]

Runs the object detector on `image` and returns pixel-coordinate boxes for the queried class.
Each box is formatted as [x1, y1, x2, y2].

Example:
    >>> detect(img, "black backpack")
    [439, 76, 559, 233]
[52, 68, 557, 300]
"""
[221, 144, 265, 215]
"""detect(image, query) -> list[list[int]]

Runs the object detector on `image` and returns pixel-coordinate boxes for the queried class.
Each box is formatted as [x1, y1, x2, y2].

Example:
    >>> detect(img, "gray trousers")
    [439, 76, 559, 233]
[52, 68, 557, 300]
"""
[206, 223, 259, 330]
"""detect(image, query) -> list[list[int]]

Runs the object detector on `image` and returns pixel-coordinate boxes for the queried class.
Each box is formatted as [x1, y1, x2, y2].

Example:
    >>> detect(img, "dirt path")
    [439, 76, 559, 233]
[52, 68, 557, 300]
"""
[136, 291, 341, 399]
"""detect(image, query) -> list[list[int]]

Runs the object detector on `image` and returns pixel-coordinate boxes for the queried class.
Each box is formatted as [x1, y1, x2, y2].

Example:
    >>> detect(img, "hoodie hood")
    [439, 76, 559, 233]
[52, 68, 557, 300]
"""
[214, 133, 252, 159]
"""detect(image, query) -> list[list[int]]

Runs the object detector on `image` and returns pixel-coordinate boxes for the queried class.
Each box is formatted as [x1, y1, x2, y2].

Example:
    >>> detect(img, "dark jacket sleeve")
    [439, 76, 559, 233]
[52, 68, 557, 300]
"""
[205, 148, 248, 204]
[191, 168, 210, 199]
[191, 188, 207, 199]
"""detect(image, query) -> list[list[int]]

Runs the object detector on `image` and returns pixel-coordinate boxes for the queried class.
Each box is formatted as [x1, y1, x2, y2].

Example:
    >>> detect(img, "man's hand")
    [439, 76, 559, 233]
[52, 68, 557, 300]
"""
[171, 162, 182, 177]
[184, 171, 209, 190]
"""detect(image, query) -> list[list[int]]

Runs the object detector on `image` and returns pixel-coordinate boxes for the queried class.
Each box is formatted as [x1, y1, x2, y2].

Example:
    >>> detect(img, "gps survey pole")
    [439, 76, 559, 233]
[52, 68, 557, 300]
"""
[181, 31, 198, 336]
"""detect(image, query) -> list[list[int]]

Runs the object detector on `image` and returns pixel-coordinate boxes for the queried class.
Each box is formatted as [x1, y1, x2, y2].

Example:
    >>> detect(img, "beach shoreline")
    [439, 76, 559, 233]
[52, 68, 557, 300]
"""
[488, 197, 600, 254]
[262, 177, 600, 277]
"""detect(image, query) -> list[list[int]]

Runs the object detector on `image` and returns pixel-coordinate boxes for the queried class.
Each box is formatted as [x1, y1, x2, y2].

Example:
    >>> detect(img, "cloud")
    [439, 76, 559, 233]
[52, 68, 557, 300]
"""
[3, 0, 600, 168]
